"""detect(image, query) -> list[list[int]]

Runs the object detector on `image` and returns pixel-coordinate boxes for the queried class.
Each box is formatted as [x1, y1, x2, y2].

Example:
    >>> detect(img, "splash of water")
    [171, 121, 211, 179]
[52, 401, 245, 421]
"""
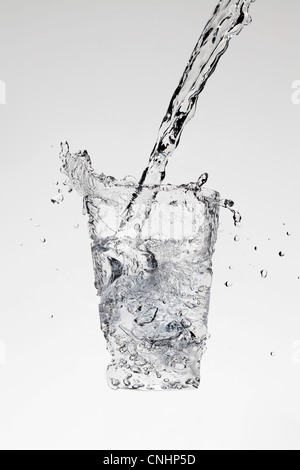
[57, 1, 256, 390]
[139, 0, 255, 187]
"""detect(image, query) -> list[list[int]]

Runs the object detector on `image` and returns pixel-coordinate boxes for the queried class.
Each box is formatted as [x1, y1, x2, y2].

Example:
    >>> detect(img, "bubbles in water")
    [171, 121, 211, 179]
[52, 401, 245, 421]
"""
[49, 314, 54, 319]
[40, 238, 46, 243]
[181, 317, 192, 328]
[254, 246, 258, 251]
[229, 266, 233, 270]
[260, 270, 268, 279]
[234, 235, 240, 242]
[134, 224, 140, 231]
[287, 232, 291, 237]
[111, 378, 120, 387]
[225, 281, 233, 288]
[270, 352, 275, 357]
[53, 181, 59, 186]
[279, 251, 285, 257]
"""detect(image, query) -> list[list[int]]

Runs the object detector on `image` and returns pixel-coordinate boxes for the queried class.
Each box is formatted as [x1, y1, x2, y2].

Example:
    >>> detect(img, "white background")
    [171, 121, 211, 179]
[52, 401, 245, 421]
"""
[0, 0, 300, 450]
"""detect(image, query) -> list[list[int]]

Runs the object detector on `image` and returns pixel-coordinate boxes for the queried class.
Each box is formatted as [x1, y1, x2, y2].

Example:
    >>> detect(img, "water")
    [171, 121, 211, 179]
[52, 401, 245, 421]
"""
[98, 236, 214, 390]
[261, 270, 268, 279]
[123, 0, 254, 224]
[139, 0, 255, 186]
[58, 0, 255, 390]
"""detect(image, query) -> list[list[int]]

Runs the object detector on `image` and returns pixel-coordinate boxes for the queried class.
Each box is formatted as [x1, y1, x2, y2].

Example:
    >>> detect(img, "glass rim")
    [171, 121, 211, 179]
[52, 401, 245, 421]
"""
[98, 182, 220, 200]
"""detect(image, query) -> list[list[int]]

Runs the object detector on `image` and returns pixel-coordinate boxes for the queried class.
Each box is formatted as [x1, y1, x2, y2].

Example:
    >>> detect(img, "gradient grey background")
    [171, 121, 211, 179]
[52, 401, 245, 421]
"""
[1, 0, 300, 450]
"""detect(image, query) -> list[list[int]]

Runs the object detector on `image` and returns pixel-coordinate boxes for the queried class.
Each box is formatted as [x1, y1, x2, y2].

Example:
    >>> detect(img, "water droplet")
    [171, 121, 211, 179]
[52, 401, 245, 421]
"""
[254, 246, 258, 251]
[225, 281, 232, 288]
[233, 211, 242, 226]
[131, 365, 142, 373]
[234, 235, 240, 242]
[74, 224, 79, 229]
[279, 251, 285, 257]
[132, 384, 140, 389]
[49, 314, 54, 319]
[134, 224, 140, 231]
[197, 172, 208, 187]
[270, 352, 275, 357]
[229, 266, 233, 270]
[260, 270, 268, 279]
[51, 194, 64, 204]
[223, 199, 234, 209]
[53, 181, 59, 186]
[123, 379, 131, 386]
[40, 238, 46, 243]
[111, 378, 120, 387]
[286, 232, 291, 237]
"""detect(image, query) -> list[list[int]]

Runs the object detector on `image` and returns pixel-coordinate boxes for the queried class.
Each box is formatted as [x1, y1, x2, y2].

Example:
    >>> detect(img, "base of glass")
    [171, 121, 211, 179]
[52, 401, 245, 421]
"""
[107, 365, 201, 391]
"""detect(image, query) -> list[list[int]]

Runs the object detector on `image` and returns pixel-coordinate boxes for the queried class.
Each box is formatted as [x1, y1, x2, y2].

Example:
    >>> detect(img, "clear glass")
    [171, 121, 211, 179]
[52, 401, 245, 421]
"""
[85, 183, 220, 390]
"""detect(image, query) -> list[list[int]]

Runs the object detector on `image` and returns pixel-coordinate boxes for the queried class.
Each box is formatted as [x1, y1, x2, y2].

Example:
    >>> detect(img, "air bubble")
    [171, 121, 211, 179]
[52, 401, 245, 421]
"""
[260, 270, 267, 279]
[111, 378, 120, 387]
[234, 235, 240, 242]
[225, 281, 232, 287]
[279, 251, 285, 257]
[134, 224, 140, 231]
[74, 224, 79, 229]
[287, 232, 291, 237]
[40, 238, 46, 243]
[181, 318, 192, 328]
